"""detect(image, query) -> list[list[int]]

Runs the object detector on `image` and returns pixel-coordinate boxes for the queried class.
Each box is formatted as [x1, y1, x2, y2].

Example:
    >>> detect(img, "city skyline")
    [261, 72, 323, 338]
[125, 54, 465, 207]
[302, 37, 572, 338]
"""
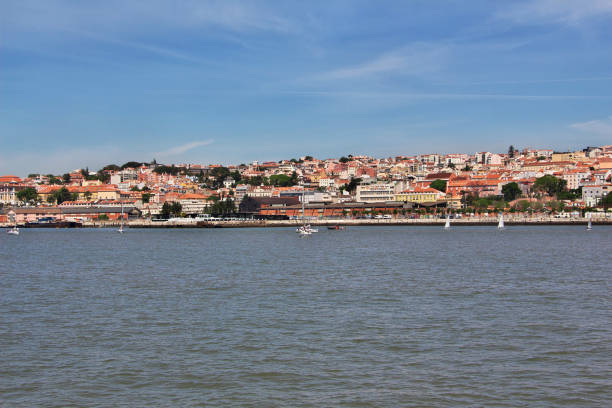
[2, 0, 612, 175]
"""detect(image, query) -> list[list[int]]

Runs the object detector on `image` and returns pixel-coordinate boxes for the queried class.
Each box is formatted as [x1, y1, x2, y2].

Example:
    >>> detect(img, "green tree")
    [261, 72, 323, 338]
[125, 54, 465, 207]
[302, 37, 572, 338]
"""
[171, 202, 182, 216]
[533, 175, 567, 197]
[84, 191, 93, 201]
[344, 177, 362, 194]
[508, 145, 516, 158]
[516, 200, 531, 212]
[141, 193, 151, 204]
[246, 176, 267, 186]
[209, 197, 235, 216]
[269, 174, 296, 187]
[102, 164, 121, 172]
[160, 202, 172, 219]
[121, 161, 142, 169]
[210, 166, 230, 187]
[97, 171, 110, 184]
[549, 200, 565, 212]
[238, 195, 258, 213]
[339, 156, 350, 163]
[602, 192, 612, 210]
[475, 198, 492, 209]
[230, 171, 242, 183]
[62, 173, 71, 184]
[160, 201, 182, 218]
[50, 187, 74, 204]
[430, 180, 447, 192]
[502, 182, 521, 201]
[153, 165, 180, 175]
[16, 187, 38, 204]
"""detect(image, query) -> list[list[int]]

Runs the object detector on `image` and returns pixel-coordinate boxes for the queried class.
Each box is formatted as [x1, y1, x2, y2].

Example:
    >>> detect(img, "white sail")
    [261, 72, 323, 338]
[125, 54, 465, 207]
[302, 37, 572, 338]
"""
[444, 215, 450, 229]
[7, 210, 19, 235]
[497, 214, 504, 229]
[587, 214, 592, 231]
[117, 200, 124, 233]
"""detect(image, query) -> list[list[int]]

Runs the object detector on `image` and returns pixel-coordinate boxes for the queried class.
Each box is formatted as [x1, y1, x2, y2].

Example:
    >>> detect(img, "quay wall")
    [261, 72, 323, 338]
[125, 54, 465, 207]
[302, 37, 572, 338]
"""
[81, 216, 612, 228]
[3, 216, 611, 228]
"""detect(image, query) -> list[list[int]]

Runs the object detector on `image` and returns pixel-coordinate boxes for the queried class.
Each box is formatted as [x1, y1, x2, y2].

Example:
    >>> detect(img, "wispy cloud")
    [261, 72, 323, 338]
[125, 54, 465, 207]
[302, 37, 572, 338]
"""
[498, 0, 612, 25]
[315, 43, 447, 80]
[464, 76, 612, 86]
[69, 29, 204, 63]
[156, 140, 214, 156]
[5, 0, 296, 35]
[278, 90, 607, 100]
[570, 115, 612, 135]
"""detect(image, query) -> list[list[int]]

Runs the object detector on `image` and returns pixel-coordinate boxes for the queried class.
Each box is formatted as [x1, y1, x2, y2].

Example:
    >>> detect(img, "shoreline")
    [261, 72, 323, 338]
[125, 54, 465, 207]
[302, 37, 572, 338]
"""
[5, 217, 611, 228]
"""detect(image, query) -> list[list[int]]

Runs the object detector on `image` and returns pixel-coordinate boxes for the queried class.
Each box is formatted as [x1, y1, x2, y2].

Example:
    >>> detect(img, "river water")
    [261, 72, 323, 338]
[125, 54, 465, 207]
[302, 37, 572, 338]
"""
[1, 226, 610, 407]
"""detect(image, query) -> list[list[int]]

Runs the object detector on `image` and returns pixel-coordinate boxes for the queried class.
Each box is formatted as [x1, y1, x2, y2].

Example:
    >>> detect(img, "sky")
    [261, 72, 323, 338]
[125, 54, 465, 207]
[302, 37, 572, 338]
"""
[1, 0, 612, 175]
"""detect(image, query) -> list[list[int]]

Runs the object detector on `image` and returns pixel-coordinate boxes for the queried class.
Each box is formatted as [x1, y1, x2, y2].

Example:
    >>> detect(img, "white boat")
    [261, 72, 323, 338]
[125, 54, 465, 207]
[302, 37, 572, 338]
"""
[6, 210, 19, 235]
[7, 226, 19, 236]
[117, 200, 125, 233]
[297, 191, 315, 236]
[444, 215, 450, 230]
[587, 214, 592, 231]
[497, 213, 505, 229]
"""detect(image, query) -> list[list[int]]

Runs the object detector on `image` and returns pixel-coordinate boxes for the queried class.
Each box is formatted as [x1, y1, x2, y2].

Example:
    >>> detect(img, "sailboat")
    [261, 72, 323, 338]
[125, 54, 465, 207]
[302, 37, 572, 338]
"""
[587, 214, 592, 231]
[297, 190, 312, 235]
[6, 211, 19, 235]
[497, 213, 505, 229]
[117, 200, 125, 233]
[444, 215, 450, 230]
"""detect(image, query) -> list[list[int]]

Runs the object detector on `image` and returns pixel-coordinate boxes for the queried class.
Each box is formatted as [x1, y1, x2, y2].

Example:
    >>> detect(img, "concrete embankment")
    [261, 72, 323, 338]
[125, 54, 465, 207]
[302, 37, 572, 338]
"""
[74, 217, 612, 228]
[3, 217, 610, 229]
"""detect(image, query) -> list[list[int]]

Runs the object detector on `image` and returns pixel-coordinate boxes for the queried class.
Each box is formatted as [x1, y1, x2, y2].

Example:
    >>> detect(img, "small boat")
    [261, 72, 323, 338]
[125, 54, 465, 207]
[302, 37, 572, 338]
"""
[296, 192, 316, 236]
[6, 226, 19, 236]
[117, 200, 125, 233]
[497, 213, 505, 229]
[444, 216, 450, 230]
[6, 210, 19, 235]
[327, 225, 345, 230]
[587, 215, 592, 231]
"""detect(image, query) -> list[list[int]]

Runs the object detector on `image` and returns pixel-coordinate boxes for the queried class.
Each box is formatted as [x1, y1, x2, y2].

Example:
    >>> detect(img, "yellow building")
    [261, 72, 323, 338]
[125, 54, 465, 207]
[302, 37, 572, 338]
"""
[395, 186, 445, 203]
[552, 151, 586, 162]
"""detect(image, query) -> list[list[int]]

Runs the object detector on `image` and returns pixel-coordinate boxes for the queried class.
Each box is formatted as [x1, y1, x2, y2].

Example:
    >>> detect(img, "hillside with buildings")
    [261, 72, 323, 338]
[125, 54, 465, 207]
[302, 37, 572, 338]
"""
[2, 145, 612, 224]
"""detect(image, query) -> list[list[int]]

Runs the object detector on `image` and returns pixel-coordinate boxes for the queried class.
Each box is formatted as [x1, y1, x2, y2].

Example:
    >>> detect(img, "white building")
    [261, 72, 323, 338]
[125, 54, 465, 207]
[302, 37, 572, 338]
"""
[356, 183, 395, 203]
[582, 184, 612, 206]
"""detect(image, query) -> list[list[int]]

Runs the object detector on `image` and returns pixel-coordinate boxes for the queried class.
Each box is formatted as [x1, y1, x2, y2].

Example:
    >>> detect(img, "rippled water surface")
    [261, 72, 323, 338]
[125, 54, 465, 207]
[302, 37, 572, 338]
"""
[1, 226, 611, 407]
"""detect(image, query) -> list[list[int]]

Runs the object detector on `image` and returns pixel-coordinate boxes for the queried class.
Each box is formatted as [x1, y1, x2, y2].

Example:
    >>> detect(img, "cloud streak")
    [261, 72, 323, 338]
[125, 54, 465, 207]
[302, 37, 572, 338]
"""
[570, 115, 612, 135]
[156, 140, 215, 156]
[315, 44, 447, 80]
[278, 90, 608, 100]
[498, 0, 612, 25]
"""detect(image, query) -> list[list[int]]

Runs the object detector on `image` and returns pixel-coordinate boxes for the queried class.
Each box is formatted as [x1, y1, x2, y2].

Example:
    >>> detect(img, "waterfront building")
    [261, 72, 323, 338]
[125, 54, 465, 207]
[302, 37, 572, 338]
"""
[395, 186, 445, 204]
[356, 183, 395, 203]
[582, 184, 612, 207]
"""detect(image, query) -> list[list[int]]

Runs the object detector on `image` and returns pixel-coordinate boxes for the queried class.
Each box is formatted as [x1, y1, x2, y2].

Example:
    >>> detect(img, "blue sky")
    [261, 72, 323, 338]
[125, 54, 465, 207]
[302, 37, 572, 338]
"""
[1, 0, 612, 175]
